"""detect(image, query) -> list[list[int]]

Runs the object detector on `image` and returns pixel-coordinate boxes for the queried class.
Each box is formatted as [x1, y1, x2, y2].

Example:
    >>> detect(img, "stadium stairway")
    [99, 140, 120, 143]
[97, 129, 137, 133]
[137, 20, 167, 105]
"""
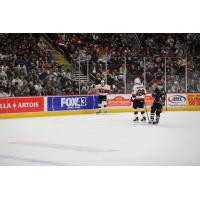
[41, 35, 89, 82]
[41, 35, 73, 70]
[75, 71, 88, 82]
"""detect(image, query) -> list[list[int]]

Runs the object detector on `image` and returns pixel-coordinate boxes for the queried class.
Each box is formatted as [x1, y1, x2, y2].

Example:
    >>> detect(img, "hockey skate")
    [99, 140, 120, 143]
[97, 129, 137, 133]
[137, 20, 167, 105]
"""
[152, 117, 159, 125]
[153, 121, 159, 125]
[148, 119, 154, 124]
[96, 110, 101, 114]
[141, 117, 146, 122]
[133, 117, 139, 122]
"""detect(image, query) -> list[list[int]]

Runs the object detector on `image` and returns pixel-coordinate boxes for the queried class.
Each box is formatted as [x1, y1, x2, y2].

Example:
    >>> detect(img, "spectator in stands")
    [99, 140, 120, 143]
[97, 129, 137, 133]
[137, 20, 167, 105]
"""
[0, 67, 7, 80]
[0, 87, 10, 97]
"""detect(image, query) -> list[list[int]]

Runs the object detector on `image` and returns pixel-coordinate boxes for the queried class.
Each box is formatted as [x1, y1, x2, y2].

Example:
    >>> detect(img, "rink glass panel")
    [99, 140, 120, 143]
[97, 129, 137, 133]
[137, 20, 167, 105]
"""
[74, 54, 200, 94]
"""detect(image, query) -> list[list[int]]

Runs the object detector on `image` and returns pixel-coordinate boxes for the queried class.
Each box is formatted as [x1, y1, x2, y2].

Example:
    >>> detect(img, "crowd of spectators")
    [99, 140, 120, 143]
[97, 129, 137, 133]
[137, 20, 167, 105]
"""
[0, 33, 200, 98]
[0, 34, 79, 97]
[52, 33, 200, 93]
[138, 34, 200, 92]
[51, 33, 139, 93]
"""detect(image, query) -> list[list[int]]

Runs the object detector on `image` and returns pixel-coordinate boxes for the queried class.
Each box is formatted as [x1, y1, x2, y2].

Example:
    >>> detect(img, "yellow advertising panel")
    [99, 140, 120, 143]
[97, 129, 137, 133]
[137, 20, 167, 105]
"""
[187, 93, 200, 109]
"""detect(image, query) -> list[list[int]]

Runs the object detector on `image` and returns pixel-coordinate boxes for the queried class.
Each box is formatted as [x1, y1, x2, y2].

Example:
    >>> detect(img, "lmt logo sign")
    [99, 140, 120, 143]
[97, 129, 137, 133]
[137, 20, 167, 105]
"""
[168, 95, 186, 103]
[61, 97, 87, 107]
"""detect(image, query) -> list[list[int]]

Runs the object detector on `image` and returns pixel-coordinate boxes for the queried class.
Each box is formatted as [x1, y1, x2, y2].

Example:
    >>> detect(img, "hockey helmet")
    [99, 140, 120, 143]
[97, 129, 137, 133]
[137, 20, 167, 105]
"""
[101, 80, 105, 86]
[134, 78, 141, 84]
[157, 81, 163, 90]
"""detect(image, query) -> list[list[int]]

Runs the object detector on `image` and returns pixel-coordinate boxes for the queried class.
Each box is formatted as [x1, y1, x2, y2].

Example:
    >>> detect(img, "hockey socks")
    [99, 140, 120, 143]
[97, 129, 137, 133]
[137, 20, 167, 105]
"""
[141, 111, 146, 121]
[149, 112, 154, 123]
[133, 111, 139, 122]
[153, 115, 160, 124]
[104, 104, 108, 113]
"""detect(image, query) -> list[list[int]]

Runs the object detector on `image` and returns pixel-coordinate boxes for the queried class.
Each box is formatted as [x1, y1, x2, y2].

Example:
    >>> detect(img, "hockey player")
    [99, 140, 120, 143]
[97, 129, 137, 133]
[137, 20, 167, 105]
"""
[149, 83, 166, 125]
[131, 78, 147, 122]
[93, 80, 111, 113]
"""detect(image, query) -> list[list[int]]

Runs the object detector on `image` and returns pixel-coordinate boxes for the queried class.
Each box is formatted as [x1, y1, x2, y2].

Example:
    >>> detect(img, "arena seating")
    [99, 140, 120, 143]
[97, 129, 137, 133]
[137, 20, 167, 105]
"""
[51, 33, 200, 93]
[0, 33, 200, 97]
[0, 34, 79, 97]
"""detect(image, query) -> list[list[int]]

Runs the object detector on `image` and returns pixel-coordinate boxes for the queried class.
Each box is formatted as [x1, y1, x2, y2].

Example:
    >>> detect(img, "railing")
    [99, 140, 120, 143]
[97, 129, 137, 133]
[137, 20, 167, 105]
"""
[134, 34, 141, 47]
[42, 34, 65, 56]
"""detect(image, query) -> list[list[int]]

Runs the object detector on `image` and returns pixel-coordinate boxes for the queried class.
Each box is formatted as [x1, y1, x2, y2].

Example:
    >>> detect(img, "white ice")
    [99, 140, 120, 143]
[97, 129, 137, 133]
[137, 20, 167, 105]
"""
[0, 111, 200, 165]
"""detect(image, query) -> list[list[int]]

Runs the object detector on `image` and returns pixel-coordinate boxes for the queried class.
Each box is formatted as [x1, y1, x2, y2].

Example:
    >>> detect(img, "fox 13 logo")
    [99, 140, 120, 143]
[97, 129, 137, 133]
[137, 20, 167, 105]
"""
[61, 97, 87, 108]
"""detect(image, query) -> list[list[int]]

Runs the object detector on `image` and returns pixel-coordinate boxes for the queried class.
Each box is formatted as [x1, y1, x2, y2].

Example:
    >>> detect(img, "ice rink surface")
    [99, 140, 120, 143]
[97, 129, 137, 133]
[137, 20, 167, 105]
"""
[0, 111, 200, 165]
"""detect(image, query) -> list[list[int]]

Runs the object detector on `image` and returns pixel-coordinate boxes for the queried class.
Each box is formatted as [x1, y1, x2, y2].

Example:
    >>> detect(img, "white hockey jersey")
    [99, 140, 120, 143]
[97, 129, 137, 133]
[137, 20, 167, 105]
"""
[95, 84, 111, 96]
[132, 83, 146, 100]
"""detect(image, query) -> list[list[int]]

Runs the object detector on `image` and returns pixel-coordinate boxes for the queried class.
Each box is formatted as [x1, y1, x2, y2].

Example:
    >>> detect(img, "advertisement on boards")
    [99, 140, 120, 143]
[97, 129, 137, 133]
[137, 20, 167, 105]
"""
[187, 93, 200, 107]
[0, 97, 44, 113]
[107, 94, 154, 108]
[107, 94, 131, 107]
[167, 93, 186, 107]
[47, 95, 98, 111]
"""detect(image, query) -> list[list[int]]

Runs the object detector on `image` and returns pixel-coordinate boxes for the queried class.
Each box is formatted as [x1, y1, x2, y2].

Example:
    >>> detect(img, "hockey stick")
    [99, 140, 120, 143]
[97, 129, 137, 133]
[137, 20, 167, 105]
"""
[144, 102, 150, 122]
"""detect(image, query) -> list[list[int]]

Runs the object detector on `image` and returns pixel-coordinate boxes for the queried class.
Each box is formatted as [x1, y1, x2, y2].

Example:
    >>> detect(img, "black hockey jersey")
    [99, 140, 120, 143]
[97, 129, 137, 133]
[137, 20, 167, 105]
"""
[152, 87, 166, 105]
